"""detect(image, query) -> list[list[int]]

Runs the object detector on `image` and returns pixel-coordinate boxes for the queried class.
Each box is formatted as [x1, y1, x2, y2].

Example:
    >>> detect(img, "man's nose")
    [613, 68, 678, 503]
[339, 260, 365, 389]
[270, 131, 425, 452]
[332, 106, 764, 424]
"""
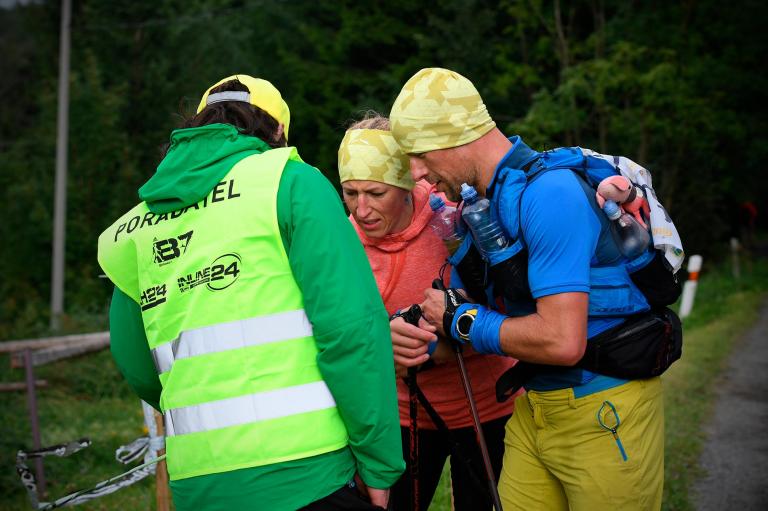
[409, 157, 428, 181]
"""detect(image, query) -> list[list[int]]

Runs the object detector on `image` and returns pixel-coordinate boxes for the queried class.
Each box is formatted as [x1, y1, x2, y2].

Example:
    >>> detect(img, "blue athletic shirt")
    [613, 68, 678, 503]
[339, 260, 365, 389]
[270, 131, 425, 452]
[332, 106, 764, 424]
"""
[454, 137, 644, 397]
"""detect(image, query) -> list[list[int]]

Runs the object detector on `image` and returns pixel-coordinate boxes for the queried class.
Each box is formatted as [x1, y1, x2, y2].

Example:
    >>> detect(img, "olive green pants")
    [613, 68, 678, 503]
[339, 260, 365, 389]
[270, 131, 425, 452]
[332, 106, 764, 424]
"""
[498, 378, 664, 510]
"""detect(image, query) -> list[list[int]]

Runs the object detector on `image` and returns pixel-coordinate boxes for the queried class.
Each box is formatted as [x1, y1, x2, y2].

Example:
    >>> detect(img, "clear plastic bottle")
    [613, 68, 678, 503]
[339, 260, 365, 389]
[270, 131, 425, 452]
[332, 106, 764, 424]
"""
[428, 194, 460, 240]
[602, 199, 651, 259]
[460, 183, 508, 257]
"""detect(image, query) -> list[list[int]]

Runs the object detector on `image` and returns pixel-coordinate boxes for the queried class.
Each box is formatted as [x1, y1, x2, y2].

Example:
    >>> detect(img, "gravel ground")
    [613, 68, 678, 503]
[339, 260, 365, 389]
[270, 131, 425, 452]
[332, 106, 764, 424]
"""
[691, 299, 768, 510]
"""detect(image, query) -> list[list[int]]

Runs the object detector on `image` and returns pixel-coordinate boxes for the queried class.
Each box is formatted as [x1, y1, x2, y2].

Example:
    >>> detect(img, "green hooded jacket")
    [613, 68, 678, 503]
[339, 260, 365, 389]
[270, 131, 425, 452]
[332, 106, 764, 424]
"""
[108, 124, 404, 510]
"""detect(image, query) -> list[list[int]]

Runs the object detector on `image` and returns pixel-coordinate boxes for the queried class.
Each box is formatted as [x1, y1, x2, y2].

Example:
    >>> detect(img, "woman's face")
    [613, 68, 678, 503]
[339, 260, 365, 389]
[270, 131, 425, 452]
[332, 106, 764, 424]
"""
[341, 180, 413, 238]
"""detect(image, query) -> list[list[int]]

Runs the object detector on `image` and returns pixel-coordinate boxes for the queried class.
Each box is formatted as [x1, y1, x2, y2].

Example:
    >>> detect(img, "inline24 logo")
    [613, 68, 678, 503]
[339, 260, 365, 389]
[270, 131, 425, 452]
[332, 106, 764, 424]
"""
[177, 253, 241, 293]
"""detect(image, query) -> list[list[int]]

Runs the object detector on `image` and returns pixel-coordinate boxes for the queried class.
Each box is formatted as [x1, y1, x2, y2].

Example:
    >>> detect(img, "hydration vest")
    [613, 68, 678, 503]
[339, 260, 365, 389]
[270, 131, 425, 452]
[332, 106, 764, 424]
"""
[97, 147, 349, 480]
[451, 137, 681, 321]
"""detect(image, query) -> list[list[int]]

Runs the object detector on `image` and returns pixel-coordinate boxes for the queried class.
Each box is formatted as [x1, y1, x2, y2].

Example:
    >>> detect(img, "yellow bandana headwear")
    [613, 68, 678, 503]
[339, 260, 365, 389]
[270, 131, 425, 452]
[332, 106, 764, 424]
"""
[389, 68, 495, 154]
[338, 129, 414, 190]
[197, 74, 291, 140]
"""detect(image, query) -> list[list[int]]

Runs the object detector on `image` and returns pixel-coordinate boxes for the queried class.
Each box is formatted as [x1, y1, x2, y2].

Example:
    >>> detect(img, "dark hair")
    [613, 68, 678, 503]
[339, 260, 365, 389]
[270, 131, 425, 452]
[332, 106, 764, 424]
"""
[183, 79, 287, 148]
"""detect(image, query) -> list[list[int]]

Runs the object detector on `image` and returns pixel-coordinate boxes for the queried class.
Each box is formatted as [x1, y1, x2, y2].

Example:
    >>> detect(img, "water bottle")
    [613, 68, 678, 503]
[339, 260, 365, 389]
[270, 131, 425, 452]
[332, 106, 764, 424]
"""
[428, 194, 463, 253]
[460, 183, 508, 257]
[603, 200, 650, 259]
[428, 194, 460, 240]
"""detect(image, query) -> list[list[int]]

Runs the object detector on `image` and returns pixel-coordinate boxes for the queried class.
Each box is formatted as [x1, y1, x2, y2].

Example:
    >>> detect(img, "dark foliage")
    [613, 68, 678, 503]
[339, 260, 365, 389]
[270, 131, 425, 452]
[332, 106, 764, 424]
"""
[0, 0, 766, 339]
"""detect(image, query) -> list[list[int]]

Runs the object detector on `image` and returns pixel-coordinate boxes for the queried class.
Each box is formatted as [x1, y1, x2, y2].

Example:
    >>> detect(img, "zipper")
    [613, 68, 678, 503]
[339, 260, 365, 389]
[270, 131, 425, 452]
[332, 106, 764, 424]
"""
[612, 315, 659, 341]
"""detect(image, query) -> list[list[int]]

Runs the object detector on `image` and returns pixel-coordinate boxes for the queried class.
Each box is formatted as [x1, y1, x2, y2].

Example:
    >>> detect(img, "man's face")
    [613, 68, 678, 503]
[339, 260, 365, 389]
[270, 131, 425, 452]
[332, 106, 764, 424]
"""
[408, 146, 473, 202]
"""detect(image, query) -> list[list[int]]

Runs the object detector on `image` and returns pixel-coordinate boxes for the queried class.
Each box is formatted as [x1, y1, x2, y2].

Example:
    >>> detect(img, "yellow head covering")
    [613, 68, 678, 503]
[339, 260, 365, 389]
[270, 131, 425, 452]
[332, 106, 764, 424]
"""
[338, 129, 414, 190]
[389, 68, 495, 154]
[197, 74, 291, 139]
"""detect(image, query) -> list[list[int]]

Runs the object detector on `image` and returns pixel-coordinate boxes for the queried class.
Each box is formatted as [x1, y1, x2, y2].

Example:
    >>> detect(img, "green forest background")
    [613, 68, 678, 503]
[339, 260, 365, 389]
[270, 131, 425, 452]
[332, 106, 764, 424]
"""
[1, 0, 766, 340]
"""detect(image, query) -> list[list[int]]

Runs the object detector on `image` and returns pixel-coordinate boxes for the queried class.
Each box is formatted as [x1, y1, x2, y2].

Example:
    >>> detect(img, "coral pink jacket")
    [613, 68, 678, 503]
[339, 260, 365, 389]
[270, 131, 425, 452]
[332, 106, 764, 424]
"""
[350, 180, 518, 429]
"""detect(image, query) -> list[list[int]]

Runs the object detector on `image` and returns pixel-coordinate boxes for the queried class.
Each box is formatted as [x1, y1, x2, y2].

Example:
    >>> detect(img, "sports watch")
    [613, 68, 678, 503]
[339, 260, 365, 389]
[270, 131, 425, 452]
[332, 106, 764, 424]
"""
[455, 307, 478, 342]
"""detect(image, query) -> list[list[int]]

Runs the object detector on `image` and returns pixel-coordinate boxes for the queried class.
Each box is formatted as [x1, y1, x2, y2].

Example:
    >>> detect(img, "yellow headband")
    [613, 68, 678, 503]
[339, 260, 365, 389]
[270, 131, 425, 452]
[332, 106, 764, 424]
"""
[338, 129, 414, 190]
[390, 67, 495, 154]
[197, 74, 291, 139]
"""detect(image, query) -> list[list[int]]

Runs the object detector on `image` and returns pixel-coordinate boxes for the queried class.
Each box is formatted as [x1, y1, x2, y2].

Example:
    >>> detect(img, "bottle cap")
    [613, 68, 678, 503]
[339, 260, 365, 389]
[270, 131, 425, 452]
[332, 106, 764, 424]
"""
[460, 183, 477, 203]
[603, 200, 621, 220]
[429, 194, 445, 211]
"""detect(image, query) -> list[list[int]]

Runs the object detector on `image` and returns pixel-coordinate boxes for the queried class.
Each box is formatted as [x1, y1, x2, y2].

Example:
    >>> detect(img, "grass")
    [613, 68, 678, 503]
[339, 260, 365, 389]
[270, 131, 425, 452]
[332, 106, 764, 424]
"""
[1, 257, 766, 510]
[0, 350, 158, 510]
[660, 257, 768, 510]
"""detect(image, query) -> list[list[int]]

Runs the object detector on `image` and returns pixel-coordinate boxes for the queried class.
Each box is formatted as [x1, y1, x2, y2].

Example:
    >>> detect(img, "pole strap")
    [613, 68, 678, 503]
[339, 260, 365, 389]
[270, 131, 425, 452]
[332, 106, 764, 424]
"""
[16, 449, 166, 510]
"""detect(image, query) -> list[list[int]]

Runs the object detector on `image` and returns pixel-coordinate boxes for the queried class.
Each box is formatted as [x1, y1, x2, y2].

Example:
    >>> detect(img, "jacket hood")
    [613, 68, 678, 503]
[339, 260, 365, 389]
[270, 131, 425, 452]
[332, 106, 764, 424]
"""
[351, 180, 442, 253]
[139, 123, 271, 214]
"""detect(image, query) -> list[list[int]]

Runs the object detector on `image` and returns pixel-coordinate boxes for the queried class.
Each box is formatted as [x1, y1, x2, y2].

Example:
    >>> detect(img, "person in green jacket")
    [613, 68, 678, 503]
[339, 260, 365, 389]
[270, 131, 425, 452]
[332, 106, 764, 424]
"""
[97, 74, 404, 510]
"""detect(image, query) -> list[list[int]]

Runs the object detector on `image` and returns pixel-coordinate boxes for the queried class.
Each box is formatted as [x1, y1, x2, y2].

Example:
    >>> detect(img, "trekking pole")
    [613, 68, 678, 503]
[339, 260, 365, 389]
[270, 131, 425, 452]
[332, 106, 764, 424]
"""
[399, 305, 425, 511]
[405, 366, 419, 511]
[450, 340, 503, 511]
[432, 279, 503, 511]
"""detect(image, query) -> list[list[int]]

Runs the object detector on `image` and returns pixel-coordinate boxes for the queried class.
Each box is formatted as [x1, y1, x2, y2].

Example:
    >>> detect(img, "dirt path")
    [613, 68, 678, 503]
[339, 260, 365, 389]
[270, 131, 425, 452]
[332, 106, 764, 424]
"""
[691, 299, 768, 510]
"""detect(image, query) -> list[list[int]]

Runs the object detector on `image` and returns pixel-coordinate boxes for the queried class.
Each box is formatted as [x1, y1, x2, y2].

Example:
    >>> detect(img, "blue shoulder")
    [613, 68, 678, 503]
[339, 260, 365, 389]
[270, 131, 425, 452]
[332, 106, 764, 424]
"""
[521, 170, 601, 298]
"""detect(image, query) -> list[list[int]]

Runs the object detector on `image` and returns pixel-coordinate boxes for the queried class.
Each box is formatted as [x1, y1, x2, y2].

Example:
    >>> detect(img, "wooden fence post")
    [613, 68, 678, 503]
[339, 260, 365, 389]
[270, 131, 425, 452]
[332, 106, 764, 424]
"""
[24, 349, 46, 497]
[154, 412, 170, 511]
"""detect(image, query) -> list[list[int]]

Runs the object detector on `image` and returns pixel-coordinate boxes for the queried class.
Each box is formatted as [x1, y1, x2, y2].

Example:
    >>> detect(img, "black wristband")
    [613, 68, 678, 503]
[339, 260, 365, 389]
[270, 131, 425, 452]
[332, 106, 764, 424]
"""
[442, 288, 469, 341]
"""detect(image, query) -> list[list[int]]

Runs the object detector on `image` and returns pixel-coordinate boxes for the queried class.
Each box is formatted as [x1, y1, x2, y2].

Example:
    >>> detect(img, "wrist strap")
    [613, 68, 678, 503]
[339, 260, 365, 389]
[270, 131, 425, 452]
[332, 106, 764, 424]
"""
[442, 288, 468, 341]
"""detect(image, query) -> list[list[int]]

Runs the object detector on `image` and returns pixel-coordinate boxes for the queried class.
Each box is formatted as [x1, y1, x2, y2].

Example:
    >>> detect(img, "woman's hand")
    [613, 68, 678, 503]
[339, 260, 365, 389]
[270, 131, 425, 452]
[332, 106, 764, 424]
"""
[390, 313, 437, 377]
[354, 473, 390, 509]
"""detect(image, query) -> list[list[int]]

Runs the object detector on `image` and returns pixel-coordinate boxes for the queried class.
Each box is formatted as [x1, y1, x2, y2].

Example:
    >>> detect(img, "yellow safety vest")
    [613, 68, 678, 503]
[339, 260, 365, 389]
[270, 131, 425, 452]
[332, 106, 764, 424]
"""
[98, 147, 348, 480]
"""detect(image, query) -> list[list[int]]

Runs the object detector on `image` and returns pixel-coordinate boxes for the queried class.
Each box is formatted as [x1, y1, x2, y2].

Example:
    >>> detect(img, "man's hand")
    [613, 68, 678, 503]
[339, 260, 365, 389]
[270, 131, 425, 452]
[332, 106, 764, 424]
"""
[419, 288, 448, 336]
[420, 287, 471, 337]
[390, 315, 437, 377]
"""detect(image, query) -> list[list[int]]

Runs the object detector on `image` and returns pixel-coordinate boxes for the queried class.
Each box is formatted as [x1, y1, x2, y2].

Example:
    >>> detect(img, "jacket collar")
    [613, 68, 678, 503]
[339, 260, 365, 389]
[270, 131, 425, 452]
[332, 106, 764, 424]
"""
[486, 136, 540, 199]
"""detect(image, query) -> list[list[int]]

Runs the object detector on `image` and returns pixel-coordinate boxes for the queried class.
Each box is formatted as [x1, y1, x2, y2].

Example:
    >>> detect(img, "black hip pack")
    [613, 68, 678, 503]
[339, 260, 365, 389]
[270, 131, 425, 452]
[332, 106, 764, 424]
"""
[496, 307, 683, 402]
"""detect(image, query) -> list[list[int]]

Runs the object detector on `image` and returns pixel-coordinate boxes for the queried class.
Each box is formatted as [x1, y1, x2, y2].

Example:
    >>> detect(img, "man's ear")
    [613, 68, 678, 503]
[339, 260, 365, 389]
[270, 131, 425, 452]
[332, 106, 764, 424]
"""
[275, 124, 286, 146]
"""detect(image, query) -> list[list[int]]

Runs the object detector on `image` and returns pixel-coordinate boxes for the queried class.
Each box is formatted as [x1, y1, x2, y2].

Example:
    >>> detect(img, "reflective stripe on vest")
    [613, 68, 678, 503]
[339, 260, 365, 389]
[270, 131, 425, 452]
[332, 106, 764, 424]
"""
[152, 309, 313, 375]
[165, 381, 336, 436]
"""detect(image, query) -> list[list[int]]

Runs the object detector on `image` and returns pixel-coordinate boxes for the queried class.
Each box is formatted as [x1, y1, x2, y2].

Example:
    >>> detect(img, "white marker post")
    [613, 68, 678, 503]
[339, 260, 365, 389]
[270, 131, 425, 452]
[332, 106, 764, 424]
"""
[679, 255, 703, 319]
[730, 237, 741, 279]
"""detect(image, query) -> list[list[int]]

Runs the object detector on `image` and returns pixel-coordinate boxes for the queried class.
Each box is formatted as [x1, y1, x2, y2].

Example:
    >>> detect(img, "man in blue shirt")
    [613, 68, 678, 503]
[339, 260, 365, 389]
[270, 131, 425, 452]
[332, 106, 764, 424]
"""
[390, 67, 664, 510]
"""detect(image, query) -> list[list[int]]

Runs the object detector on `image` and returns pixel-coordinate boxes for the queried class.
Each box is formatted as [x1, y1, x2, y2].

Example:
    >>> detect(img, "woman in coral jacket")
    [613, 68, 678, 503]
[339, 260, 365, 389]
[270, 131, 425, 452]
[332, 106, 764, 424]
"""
[337, 114, 519, 511]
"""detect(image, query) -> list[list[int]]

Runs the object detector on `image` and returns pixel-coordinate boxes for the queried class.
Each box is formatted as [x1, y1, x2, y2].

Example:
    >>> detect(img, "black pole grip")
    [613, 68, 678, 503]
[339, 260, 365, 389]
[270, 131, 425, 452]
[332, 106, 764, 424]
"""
[400, 305, 423, 326]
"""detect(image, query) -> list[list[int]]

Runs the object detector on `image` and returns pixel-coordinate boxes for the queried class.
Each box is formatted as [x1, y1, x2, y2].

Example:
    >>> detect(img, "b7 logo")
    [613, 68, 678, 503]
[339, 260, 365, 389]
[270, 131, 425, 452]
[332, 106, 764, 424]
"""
[153, 231, 193, 264]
